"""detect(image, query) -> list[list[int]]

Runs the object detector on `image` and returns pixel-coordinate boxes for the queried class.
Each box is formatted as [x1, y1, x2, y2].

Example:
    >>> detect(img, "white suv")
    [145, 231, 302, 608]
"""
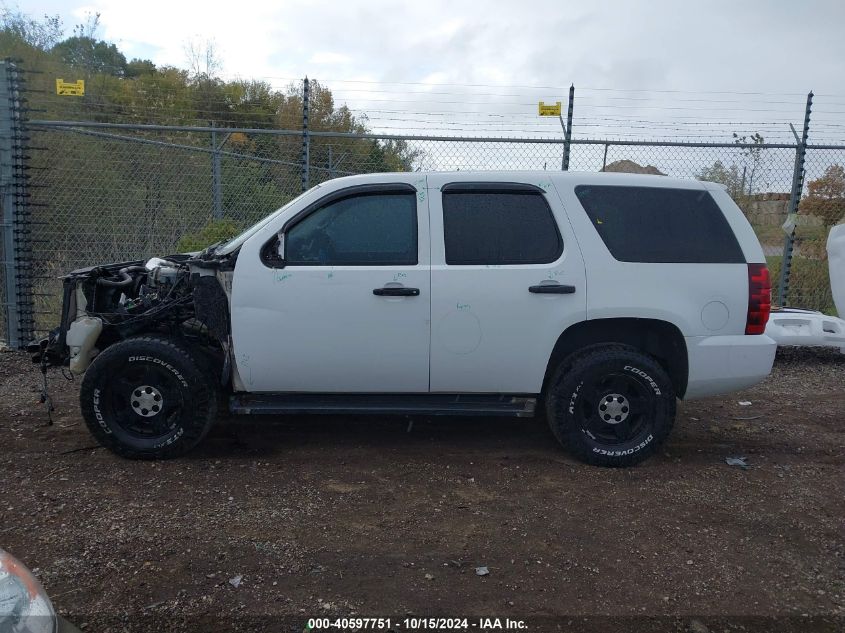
[33, 171, 776, 467]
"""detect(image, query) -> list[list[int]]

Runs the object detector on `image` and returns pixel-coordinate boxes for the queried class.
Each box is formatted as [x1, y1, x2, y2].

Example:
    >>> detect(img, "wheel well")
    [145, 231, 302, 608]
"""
[542, 318, 689, 398]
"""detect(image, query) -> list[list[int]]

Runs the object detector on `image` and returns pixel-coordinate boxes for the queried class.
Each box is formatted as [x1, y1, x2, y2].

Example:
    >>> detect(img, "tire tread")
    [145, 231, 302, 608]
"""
[79, 335, 217, 459]
[545, 344, 676, 467]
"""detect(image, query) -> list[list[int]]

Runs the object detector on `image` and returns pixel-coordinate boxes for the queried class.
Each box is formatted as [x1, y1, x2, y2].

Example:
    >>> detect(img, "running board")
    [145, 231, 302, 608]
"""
[229, 393, 537, 417]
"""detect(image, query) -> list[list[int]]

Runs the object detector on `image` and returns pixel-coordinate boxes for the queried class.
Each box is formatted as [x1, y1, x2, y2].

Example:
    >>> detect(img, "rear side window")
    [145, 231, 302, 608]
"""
[574, 185, 745, 263]
[443, 190, 562, 265]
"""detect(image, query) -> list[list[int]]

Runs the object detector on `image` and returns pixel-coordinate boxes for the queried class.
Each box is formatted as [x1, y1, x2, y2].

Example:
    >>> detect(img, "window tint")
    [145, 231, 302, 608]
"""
[443, 191, 562, 265]
[574, 185, 745, 264]
[286, 192, 417, 265]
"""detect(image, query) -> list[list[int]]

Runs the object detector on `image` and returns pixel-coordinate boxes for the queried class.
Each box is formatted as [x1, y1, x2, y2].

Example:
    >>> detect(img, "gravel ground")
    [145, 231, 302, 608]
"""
[1, 347, 843, 633]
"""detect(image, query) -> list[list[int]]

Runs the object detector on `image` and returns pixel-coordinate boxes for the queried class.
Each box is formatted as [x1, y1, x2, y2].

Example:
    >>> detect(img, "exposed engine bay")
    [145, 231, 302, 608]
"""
[32, 253, 233, 377]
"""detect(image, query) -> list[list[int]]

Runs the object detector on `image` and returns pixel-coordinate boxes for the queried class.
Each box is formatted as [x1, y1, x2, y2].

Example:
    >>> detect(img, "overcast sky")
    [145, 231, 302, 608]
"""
[21, 0, 845, 147]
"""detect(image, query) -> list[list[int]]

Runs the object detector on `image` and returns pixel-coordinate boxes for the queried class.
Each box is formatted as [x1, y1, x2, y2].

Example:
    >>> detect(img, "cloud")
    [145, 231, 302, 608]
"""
[36, 0, 845, 142]
[309, 51, 352, 66]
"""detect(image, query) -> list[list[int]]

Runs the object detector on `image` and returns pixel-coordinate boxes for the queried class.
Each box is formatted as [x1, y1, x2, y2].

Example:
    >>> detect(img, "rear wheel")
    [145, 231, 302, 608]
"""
[80, 336, 217, 459]
[546, 345, 675, 467]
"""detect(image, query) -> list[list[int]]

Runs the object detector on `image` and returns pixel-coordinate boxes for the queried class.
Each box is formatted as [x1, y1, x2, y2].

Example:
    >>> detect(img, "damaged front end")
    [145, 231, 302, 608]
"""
[29, 251, 233, 379]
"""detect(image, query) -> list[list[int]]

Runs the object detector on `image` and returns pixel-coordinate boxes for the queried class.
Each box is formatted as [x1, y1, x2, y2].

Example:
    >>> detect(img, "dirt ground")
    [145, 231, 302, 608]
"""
[1, 348, 843, 633]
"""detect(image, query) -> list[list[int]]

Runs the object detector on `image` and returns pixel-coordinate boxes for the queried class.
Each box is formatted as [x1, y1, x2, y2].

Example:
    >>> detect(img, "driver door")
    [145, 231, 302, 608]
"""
[230, 181, 431, 393]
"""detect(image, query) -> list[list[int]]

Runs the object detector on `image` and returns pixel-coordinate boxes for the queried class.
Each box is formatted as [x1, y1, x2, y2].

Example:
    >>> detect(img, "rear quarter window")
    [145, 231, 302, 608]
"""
[574, 185, 745, 264]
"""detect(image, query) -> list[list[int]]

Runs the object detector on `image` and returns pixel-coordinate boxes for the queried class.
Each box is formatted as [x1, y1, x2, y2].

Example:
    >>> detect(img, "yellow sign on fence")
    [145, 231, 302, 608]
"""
[538, 101, 562, 116]
[56, 79, 85, 96]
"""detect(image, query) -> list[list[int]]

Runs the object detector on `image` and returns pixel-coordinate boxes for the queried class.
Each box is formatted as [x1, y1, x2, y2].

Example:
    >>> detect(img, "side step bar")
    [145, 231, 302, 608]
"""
[229, 393, 537, 418]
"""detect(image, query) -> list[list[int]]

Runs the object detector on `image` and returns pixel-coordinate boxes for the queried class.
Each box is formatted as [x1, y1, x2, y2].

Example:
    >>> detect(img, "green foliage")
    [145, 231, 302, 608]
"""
[125, 58, 156, 77]
[176, 219, 242, 253]
[51, 36, 128, 76]
[767, 255, 836, 315]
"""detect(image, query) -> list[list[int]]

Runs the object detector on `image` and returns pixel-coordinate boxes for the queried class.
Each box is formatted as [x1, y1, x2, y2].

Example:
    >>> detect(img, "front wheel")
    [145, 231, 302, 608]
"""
[80, 336, 218, 459]
[546, 345, 676, 467]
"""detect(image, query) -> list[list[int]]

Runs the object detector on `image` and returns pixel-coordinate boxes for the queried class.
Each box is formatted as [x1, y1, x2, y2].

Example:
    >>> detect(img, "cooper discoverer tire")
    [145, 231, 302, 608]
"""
[545, 344, 676, 467]
[79, 336, 217, 459]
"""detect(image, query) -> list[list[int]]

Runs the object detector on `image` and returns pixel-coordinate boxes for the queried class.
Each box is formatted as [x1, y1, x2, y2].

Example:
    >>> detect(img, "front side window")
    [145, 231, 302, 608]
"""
[285, 192, 417, 265]
[442, 189, 562, 265]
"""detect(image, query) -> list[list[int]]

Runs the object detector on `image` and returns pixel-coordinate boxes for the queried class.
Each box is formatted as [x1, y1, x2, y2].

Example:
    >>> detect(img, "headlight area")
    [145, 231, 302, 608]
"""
[28, 255, 201, 373]
[0, 548, 56, 633]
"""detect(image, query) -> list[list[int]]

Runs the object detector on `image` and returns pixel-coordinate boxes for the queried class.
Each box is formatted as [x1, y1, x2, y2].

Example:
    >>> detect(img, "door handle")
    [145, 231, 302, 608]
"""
[373, 287, 420, 297]
[529, 284, 576, 294]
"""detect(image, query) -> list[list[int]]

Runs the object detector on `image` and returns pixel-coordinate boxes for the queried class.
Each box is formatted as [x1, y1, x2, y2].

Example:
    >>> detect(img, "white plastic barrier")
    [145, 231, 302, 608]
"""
[828, 223, 845, 316]
[765, 223, 845, 353]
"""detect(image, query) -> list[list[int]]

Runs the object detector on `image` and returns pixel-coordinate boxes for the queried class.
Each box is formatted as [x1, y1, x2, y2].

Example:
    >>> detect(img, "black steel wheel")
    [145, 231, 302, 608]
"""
[80, 336, 217, 459]
[546, 345, 676, 467]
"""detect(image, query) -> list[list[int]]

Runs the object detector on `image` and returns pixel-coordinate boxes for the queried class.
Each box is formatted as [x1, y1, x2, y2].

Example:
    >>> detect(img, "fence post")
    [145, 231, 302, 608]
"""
[210, 121, 223, 219]
[301, 77, 310, 191]
[562, 84, 574, 171]
[0, 60, 33, 348]
[777, 91, 813, 307]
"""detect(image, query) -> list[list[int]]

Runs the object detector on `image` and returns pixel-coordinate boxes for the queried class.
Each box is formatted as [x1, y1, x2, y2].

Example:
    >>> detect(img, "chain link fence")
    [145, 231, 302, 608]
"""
[3, 61, 845, 346]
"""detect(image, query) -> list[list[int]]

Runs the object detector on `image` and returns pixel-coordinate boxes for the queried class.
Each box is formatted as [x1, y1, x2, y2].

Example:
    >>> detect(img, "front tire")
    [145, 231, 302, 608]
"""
[80, 336, 217, 459]
[546, 345, 676, 467]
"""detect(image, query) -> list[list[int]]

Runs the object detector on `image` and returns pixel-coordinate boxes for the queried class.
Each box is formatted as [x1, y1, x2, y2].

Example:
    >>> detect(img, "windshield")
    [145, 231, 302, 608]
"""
[213, 184, 323, 255]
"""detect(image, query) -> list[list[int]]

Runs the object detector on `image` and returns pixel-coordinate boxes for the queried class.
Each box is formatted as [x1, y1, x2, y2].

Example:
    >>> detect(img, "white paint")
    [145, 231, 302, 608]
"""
[828, 224, 845, 317]
[701, 300, 730, 331]
[556, 176, 758, 337]
[437, 310, 482, 355]
[231, 173, 430, 392]
[684, 334, 776, 398]
[427, 172, 587, 393]
[765, 309, 845, 353]
[228, 170, 775, 398]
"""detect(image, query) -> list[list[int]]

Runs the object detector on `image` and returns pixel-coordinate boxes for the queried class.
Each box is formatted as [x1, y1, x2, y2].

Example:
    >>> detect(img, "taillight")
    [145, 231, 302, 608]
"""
[746, 263, 771, 335]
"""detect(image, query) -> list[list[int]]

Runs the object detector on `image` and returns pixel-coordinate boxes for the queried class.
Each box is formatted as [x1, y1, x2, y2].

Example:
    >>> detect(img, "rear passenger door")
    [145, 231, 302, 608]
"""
[427, 176, 587, 394]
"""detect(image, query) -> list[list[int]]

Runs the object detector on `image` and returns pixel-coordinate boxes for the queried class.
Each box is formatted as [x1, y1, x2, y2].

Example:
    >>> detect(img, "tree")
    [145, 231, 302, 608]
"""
[184, 38, 222, 81]
[696, 160, 743, 199]
[126, 58, 156, 77]
[51, 36, 128, 76]
[0, 7, 62, 50]
[733, 132, 766, 193]
[49, 12, 129, 76]
[800, 165, 845, 226]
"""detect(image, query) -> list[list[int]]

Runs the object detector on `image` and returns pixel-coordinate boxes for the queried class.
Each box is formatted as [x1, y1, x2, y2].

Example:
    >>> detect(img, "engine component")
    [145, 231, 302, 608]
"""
[66, 316, 103, 374]
[146, 257, 181, 288]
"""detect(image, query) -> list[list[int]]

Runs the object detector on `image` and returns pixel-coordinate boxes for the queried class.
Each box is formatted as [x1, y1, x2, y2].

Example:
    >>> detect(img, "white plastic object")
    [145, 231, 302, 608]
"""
[66, 316, 103, 374]
[144, 256, 169, 270]
[764, 223, 845, 353]
[765, 308, 845, 353]
[0, 548, 56, 633]
[827, 224, 845, 317]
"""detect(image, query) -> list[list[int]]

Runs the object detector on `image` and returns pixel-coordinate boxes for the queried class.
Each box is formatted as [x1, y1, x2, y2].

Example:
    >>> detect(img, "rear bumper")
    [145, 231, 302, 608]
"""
[765, 308, 845, 352]
[684, 334, 776, 399]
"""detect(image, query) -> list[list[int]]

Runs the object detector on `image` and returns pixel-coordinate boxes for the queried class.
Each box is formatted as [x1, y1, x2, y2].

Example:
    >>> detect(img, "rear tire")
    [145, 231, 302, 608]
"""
[546, 345, 675, 467]
[80, 336, 217, 459]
